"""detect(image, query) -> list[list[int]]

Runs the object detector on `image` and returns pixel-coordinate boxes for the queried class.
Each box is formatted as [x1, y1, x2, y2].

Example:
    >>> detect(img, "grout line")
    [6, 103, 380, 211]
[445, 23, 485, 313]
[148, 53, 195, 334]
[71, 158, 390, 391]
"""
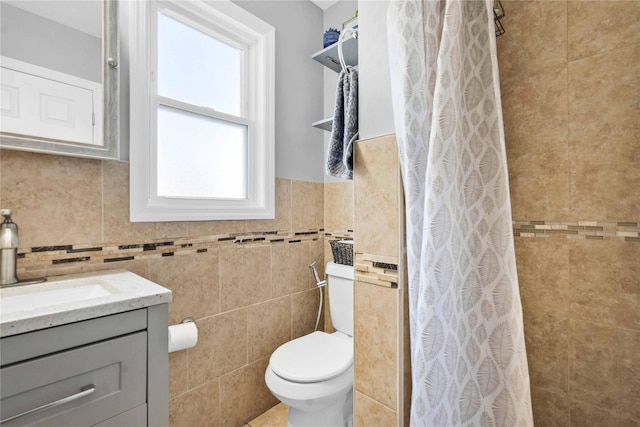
[355, 388, 398, 414]
[218, 247, 222, 318]
[218, 378, 222, 427]
[100, 160, 105, 243]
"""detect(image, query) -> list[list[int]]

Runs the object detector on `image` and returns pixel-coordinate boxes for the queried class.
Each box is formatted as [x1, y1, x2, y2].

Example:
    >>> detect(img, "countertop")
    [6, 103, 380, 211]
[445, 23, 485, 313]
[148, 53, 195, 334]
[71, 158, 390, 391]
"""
[0, 269, 172, 337]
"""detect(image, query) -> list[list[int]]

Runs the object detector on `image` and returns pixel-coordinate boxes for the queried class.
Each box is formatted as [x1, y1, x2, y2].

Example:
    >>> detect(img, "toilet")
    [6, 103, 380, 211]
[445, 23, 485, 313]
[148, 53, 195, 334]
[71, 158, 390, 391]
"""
[265, 261, 354, 427]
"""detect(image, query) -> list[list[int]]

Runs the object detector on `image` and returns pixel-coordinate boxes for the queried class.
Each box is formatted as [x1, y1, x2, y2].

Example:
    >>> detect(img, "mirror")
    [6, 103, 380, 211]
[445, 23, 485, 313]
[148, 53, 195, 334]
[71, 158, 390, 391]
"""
[0, 0, 119, 160]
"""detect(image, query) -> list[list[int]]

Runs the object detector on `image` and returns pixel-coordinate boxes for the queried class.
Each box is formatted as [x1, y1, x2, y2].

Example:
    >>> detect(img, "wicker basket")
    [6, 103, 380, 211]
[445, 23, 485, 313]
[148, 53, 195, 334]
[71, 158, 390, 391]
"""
[330, 240, 354, 266]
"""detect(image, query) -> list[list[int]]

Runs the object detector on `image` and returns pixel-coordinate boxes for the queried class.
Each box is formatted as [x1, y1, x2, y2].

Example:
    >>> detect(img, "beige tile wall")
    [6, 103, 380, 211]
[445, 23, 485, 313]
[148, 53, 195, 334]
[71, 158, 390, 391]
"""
[355, 391, 398, 427]
[498, 1, 640, 425]
[354, 281, 398, 411]
[353, 135, 409, 427]
[0, 149, 325, 427]
[354, 135, 400, 259]
[323, 180, 354, 332]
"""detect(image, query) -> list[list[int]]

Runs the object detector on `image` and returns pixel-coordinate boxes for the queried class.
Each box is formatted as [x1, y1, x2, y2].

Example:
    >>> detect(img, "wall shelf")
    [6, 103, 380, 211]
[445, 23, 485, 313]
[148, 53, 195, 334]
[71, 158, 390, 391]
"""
[312, 117, 333, 132]
[311, 34, 358, 132]
[311, 36, 358, 73]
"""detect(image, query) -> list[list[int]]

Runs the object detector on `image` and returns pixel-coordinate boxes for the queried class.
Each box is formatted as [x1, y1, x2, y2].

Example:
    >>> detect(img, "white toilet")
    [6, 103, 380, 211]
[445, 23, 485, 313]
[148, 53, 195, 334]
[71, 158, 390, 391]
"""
[265, 261, 354, 427]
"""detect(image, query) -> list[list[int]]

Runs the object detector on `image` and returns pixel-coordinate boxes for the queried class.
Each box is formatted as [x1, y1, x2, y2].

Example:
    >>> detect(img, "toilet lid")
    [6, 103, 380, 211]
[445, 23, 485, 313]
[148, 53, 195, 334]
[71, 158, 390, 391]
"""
[270, 331, 353, 383]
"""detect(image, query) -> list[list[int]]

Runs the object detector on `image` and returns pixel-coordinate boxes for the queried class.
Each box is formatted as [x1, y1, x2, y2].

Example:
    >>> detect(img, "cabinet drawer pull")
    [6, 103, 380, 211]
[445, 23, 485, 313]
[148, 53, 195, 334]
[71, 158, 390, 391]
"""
[1, 384, 96, 424]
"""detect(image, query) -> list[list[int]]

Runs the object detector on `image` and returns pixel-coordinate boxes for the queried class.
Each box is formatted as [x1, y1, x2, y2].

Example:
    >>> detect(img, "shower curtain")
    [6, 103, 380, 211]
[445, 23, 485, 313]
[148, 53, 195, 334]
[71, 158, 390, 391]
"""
[387, 1, 533, 425]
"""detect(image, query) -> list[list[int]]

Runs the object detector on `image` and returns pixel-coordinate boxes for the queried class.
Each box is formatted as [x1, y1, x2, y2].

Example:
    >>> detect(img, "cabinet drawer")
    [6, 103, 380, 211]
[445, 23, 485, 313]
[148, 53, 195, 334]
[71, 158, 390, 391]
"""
[94, 404, 147, 427]
[1, 309, 147, 366]
[0, 332, 147, 426]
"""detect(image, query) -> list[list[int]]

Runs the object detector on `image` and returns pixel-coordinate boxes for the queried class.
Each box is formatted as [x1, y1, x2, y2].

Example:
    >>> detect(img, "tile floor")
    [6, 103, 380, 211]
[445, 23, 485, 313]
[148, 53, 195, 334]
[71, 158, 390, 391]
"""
[245, 403, 289, 427]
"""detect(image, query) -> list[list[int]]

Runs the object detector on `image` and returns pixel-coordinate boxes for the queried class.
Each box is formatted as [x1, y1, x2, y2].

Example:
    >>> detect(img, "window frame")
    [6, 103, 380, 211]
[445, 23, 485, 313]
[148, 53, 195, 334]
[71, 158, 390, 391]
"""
[129, 0, 275, 222]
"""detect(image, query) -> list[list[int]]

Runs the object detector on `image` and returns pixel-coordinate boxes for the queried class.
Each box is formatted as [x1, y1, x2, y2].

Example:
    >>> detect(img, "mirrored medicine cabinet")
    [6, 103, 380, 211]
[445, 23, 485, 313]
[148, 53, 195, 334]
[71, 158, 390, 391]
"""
[0, 0, 120, 160]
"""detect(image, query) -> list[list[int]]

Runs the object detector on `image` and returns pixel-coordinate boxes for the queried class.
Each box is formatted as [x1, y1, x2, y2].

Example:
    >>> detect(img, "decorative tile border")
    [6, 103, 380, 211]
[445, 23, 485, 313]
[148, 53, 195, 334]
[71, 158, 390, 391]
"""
[17, 229, 325, 274]
[323, 229, 354, 240]
[19, 219, 635, 274]
[355, 253, 399, 289]
[513, 220, 640, 242]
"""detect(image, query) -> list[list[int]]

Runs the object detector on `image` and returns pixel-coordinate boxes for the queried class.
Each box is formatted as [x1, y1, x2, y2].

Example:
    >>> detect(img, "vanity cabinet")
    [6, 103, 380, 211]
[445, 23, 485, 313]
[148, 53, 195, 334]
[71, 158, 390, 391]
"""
[0, 305, 168, 427]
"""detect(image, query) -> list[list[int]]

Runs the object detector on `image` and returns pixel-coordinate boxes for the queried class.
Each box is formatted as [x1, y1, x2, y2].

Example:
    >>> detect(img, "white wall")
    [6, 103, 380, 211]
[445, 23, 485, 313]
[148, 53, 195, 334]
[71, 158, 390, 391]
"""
[5, 0, 398, 181]
[358, 0, 395, 139]
[234, 0, 326, 183]
[119, 0, 325, 179]
[0, 3, 101, 82]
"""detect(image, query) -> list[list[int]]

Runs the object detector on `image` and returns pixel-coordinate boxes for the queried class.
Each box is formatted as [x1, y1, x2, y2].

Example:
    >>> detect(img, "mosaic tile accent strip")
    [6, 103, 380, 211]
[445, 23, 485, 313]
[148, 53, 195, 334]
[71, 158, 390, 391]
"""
[355, 253, 399, 288]
[17, 229, 324, 275]
[513, 220, 640, 242]
[323, 229, 354, 240]
[17, 220, 635, 274]
[372, 261, 398, 270]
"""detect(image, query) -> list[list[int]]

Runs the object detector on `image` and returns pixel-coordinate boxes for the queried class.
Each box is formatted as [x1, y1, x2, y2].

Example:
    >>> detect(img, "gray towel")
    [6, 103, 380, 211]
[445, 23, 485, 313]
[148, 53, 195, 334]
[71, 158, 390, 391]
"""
[327, 66, 358, 180]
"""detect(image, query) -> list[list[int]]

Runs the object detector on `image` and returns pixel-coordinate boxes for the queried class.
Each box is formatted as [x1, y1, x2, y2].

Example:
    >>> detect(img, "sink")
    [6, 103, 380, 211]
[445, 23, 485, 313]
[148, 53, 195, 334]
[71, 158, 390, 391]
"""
[0, 269, 172, 337]
[0, 282, 114, 315]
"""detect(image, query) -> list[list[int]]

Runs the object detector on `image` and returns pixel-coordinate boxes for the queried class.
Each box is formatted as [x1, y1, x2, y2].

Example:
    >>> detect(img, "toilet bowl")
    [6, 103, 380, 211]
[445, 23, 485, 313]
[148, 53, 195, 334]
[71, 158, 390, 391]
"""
[265, 262, 354, 427]
[265, 331, 353, 426]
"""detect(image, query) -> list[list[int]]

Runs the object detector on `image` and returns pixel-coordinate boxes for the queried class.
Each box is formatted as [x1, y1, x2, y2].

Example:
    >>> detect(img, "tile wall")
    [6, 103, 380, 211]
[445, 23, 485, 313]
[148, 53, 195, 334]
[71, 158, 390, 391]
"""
[498, 1, 640, 425]
[0, 149, 327, 427]
[352, 134, 411, 427]
[323, 180, 355, 332]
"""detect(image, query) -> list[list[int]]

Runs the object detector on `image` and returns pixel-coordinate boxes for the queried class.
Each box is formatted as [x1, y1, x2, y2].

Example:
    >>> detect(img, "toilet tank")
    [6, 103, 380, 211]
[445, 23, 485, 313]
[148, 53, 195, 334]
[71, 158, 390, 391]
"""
[326, 262, 354, 336]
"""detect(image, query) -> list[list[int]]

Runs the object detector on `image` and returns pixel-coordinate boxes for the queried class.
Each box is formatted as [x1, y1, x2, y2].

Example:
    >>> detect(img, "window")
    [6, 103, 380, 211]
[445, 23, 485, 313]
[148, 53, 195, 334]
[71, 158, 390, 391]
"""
[129, 0, 275, 221]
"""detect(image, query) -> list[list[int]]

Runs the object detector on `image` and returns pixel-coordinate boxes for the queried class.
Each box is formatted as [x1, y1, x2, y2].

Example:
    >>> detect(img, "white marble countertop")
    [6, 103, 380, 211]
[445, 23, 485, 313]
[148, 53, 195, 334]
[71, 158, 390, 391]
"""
[0, 269, 172, 337]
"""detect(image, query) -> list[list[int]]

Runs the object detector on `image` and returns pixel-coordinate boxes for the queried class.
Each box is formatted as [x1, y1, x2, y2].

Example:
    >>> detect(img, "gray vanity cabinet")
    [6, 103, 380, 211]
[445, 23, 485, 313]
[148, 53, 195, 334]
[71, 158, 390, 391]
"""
[0, 305, 169, 426]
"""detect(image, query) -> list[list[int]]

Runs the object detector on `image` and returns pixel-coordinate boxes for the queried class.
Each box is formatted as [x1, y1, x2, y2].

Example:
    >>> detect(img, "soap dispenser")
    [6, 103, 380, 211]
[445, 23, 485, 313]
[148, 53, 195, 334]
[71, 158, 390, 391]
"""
[1, 209, 19, 286]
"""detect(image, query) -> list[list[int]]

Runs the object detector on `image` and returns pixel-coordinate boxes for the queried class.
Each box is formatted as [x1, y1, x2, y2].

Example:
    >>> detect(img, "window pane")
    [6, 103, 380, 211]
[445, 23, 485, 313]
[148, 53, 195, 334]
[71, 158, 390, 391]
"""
[157, 11, 242, 116]
[157, 105, 247, 199]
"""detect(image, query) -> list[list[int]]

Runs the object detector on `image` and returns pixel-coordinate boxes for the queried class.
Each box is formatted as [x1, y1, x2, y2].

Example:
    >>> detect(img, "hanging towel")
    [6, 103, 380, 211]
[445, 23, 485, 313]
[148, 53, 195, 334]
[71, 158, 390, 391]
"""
[327, 66, 358, 180]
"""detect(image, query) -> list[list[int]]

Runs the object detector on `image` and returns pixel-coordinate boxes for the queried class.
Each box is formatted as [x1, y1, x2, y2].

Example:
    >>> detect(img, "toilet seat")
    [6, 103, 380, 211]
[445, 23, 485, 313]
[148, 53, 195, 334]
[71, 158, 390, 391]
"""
[269, 331, 352, 383]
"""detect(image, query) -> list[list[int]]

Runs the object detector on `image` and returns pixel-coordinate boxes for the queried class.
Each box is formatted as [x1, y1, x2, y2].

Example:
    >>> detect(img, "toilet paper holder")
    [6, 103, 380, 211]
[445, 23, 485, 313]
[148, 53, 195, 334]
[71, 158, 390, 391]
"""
[168, 317, 198, 353]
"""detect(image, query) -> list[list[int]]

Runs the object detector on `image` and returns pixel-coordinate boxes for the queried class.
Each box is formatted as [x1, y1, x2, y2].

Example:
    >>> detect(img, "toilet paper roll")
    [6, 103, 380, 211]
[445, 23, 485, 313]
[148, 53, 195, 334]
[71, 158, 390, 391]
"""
[168, 321, 198, 353]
